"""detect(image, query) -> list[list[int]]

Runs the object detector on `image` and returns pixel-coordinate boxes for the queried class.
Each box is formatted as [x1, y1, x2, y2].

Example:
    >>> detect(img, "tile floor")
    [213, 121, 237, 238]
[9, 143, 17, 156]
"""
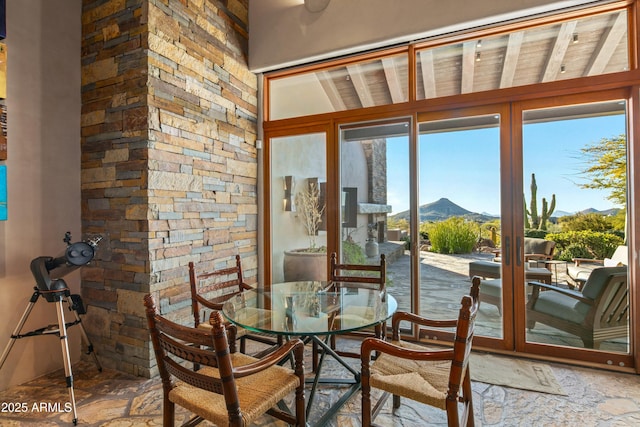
[1, 339, 640, 427]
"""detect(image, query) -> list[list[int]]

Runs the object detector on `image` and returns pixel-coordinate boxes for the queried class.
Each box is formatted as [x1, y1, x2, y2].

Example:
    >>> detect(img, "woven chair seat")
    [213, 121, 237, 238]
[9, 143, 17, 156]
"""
[370, 339, 452, 410]
[169, 352, 300, 426]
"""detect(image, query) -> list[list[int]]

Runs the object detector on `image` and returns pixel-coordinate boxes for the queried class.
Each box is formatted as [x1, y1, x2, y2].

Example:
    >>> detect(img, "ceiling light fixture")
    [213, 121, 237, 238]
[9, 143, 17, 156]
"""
[304, 0, 330, 13]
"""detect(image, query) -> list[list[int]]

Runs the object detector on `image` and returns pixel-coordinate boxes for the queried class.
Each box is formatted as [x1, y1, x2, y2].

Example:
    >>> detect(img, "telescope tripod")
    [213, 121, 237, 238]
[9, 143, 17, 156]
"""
[0, 287, 101, 425]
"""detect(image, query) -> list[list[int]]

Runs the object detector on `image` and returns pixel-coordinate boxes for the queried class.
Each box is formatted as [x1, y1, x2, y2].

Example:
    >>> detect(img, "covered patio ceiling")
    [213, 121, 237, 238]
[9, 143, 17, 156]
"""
[271, 8, 628, 119]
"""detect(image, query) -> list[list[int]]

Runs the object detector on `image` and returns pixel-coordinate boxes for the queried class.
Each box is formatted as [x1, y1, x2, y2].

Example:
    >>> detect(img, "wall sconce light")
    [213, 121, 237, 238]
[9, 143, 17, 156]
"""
[283, 175, 295, 211]
[560, 64, 566, 74]
[475, 52, 481, 62]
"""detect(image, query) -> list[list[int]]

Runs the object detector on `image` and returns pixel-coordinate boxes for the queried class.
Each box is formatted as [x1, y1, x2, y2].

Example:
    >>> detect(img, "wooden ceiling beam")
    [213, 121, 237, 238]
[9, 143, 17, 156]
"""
[542, 20, 577, 82]
[346, 64, 375, 107]
[381, 58, 405, 103]
[419, 50, 437, 98]
[586, 11, 627, 76]
[500, 31, 524, 88]
[317, 70, 346, 111]
[461, 41, 476, 94]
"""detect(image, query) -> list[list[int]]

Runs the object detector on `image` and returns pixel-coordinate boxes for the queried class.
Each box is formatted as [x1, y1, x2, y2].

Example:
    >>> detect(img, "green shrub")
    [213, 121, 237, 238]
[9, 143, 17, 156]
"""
[525, 229, 548, 239]
[559, 212, 619, 233]
[342, 240, 366, 265]
[561, 243, 593, 261]
[401, 235, 411, 250]
[545, 230, 624, 261]
[427, 217, 477, 254]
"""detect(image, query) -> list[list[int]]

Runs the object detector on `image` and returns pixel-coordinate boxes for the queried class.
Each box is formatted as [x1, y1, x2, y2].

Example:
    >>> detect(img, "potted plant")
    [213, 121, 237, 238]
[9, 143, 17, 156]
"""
[283, 180, 328, 281]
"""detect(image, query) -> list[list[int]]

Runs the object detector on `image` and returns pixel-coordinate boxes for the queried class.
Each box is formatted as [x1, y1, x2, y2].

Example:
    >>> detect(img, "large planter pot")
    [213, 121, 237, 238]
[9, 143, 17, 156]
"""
[283, 250, 328, 282]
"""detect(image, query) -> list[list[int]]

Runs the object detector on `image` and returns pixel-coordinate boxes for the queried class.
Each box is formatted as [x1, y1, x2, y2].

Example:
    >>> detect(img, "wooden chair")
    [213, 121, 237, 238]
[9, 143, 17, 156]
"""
[360, 277, 480, 427]
[312, 252, 386, 369]
[329, 251, 387, 292]
[526, 266, 628, 349]
[189, 255, 280, 354]
[144, 294, 306, 427]
[567, 245, 627, 288]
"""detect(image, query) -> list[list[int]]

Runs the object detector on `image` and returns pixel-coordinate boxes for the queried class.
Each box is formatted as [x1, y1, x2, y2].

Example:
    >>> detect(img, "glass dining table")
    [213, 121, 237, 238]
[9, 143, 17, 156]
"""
[221, 280, 397, 426]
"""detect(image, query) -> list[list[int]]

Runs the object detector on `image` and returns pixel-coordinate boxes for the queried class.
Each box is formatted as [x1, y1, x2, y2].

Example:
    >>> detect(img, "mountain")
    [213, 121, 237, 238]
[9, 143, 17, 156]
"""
[554, 208, 620, 218]
[391, 198, 618, 223]
[392, 198, 498, 223]
[578, 207, 619, 216]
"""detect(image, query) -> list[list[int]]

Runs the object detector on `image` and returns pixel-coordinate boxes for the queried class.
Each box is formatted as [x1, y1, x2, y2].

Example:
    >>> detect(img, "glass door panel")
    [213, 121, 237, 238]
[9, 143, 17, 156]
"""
[270, 133, 327, 284]
[521, 100, 630, 355]
[418, 111, 504, 340]
[338, 120, 412, 314]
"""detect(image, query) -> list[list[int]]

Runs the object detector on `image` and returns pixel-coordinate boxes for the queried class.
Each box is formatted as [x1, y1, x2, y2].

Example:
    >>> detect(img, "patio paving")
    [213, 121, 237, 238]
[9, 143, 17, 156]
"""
[380, 245, 628, 352]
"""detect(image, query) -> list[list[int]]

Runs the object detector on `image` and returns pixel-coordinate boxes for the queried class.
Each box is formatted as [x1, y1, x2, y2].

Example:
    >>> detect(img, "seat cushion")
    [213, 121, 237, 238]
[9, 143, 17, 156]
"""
[479, 278, 501, 298]
[531, 291, 590, 324]
[468, 260, 501, 279]
[567, 265, 595, 282]
[370, 340, 451, 410]
[168, 353, 300, 426]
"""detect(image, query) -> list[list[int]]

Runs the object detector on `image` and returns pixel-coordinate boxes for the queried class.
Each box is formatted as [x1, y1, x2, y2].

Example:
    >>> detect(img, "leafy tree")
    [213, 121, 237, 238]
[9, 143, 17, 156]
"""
[579, 134, 626, 206]
[559, 212, 617, 233]
[387, 216, 409, 231]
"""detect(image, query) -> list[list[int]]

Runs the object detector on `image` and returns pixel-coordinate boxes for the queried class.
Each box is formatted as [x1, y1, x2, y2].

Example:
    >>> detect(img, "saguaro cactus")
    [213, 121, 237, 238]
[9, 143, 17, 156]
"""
[524, 173, 556, 230]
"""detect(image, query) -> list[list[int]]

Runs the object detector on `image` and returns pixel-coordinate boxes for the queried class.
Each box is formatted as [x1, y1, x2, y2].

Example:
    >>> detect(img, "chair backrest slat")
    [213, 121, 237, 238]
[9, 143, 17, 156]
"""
[448, 279, 480, 399]
[164, 357, 224, 394]
[189, 255, 245, 327]
[594, 273, 628, 328]
[144, 294, 225, 399]
[330, 252, 386, 291]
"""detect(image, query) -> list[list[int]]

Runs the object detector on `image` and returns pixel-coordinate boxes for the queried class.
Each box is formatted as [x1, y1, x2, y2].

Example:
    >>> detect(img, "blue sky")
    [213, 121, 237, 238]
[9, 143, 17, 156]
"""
[386, 114, 625, 216]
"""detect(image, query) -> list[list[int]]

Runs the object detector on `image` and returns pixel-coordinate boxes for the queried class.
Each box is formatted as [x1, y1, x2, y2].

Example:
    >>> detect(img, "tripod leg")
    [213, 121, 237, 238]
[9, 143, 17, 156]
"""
[0, 291, 39, 371]
[68, 304, 102, 372]
[56, 298, 78, 426]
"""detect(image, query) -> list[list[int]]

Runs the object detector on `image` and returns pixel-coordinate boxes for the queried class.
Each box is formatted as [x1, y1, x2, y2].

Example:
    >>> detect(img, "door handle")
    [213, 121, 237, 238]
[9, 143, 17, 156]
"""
[516, 236, 522, 267]
[504, 236, 510, 266]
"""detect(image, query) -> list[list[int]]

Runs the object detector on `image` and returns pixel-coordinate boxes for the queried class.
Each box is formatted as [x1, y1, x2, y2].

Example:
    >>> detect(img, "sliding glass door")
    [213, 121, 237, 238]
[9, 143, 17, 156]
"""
[517, 92, 632, 366]
[417, 106, 510, 345]
[338, 120, 412, 314]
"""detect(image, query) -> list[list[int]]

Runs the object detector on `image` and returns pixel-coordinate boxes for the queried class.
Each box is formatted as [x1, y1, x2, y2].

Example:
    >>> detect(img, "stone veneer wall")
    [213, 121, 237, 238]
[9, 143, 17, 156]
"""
[80, 0, 257, 377]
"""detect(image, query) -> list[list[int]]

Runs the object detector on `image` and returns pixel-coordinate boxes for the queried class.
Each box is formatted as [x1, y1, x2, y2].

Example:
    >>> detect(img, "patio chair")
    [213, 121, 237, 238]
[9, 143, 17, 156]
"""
[189, 255, 281, 355]
[144, 294, 306, 427]
[477, 278, 502, 314]
[567, 245, 627, 289]
[492, 237, 556, 265]
[526, 266, 628, 349]
[360, 277, 480, 427]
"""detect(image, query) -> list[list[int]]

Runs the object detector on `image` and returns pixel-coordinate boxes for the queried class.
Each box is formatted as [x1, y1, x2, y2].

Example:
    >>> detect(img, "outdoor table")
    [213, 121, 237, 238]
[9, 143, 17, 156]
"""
[221, 280, 397, 427]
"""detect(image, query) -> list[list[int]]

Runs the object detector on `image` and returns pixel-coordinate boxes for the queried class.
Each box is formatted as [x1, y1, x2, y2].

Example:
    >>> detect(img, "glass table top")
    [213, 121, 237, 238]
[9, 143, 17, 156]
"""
[222, 281, 397, 336]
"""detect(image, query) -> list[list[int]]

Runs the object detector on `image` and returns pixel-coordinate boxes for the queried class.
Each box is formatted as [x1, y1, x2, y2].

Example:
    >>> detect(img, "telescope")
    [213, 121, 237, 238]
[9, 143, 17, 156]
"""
[0, 231, 103, 425]
[29, 232, 102, 302]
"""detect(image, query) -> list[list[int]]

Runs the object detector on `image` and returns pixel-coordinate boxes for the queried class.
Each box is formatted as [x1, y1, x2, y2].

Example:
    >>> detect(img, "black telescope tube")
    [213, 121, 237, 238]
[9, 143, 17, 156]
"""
[47, 242, 95, 280]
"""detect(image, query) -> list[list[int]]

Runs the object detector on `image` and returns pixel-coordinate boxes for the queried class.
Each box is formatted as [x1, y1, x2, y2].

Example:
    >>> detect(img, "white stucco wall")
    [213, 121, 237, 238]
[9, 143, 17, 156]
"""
[249, 0, 604, 72]
[0, 0, 82, 391]
[340, 140, 369, 244]
[271, 133, 327, 282]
